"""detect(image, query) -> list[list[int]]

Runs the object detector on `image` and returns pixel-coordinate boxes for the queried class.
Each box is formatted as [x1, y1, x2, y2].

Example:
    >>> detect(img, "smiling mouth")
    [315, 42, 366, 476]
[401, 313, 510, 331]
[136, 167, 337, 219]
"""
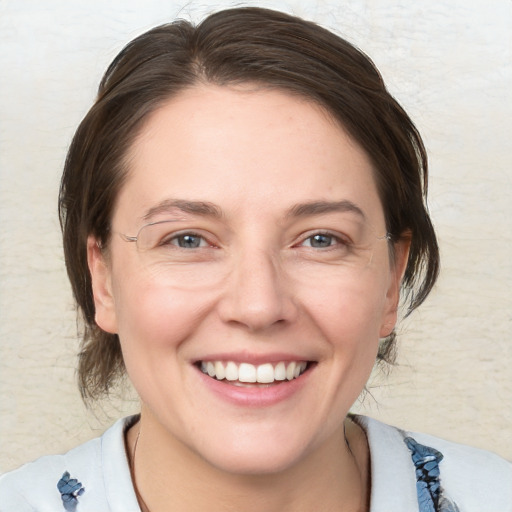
[198, 360, 311, 386]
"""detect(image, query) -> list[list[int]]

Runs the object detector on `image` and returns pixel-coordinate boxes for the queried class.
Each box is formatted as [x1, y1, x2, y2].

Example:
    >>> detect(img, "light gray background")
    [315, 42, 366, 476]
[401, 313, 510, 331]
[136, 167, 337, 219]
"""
[1, 0, 511, 472]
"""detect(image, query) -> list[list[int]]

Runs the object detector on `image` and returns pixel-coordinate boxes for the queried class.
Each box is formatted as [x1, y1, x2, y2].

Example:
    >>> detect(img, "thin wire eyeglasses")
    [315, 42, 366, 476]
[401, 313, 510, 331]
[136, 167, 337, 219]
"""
[118, 219, 392, 268]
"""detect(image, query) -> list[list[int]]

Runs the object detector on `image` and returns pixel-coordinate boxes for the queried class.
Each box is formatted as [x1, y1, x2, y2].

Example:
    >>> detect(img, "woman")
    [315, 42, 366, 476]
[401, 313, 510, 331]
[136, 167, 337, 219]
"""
[0, 7, 510, 512]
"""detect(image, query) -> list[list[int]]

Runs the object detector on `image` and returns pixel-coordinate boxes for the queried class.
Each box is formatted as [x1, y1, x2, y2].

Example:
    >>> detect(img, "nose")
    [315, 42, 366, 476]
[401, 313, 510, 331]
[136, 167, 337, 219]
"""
[217, 247, 298, 332]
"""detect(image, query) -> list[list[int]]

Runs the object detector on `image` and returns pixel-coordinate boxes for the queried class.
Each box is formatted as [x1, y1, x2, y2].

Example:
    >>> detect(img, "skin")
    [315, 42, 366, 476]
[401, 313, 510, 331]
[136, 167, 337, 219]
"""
[88, 85, 409, 511]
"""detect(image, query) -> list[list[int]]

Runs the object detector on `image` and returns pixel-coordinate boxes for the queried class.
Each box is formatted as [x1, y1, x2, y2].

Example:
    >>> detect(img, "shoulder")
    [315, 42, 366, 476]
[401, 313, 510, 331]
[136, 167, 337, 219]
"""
[355, 415, 512, 512]
[0, 416, 140, 512]
[410, 429, 512, 511]
[0, 435, 101, 511]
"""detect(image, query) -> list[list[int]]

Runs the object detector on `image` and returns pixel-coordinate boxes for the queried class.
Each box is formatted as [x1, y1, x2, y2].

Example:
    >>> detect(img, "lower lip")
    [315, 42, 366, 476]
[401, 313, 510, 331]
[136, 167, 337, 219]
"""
[195, 366, 313, 407]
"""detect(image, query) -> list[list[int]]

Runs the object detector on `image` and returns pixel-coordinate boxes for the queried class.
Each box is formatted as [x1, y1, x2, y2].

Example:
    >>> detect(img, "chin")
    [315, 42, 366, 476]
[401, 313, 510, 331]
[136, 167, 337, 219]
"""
[190, 424, 320, 476]
[201, 445, 306, 476]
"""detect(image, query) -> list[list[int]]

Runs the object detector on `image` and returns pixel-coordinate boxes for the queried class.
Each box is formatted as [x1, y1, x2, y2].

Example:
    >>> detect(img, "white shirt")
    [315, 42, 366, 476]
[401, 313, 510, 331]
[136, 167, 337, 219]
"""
[1, 415, 510, 511]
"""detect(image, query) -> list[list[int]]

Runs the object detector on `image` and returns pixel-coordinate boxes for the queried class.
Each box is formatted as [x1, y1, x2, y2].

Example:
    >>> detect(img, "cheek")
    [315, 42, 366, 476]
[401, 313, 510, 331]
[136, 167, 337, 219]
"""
[111, 274, 210, 362]
[298, 270, 390, 345]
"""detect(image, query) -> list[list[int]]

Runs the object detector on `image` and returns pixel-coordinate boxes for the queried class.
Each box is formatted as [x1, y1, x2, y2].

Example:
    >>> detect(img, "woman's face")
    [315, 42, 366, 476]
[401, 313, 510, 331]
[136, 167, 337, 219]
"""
[89, 85, 406, 474]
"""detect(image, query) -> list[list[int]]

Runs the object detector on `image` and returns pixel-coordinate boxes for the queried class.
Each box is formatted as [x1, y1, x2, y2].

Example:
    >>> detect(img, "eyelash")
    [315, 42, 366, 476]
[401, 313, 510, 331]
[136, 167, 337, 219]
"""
[296, 231, 351, 250]
[158, 230, 352, 251]
[162, 231, 212, 249]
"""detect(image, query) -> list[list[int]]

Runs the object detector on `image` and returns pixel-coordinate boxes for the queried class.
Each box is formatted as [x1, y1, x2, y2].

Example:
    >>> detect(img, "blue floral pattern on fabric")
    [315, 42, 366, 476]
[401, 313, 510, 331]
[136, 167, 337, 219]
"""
[57, 471, 85, 511]
[404, 437, 460, 512]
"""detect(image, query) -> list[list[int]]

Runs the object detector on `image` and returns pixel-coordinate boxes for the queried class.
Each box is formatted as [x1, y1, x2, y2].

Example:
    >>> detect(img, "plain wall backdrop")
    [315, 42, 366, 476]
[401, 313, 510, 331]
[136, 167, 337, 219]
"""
[0, 0, 511, 472]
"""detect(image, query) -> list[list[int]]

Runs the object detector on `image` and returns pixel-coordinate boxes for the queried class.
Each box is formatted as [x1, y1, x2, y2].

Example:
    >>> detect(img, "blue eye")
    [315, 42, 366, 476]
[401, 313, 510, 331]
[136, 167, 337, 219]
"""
[302, 233, 340, 248]
[171, 233, 206, 248]
[310, 234, 333, 248]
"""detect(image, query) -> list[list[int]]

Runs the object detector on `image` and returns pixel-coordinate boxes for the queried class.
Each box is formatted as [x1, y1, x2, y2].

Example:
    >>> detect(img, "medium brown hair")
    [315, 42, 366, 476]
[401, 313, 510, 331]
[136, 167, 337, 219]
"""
[59, 7, 439, 402]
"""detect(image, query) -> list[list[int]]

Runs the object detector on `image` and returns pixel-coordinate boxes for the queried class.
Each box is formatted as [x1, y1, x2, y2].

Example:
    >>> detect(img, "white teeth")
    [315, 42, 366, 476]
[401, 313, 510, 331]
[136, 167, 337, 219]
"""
[239, 363, 257, 383]
[286, 362, 296, 381]
[214, 361, 226, 380]
[225, 361, 238, 381]
[256, 363, 274, 384]
[199, 360, 308, 383]
[274, 362, 286, 381]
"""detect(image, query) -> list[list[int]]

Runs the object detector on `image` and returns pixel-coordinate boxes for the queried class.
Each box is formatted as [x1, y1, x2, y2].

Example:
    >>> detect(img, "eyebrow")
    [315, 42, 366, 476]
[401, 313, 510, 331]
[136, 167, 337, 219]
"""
[141, 198, 365, 223]
[286, 200, 366, 220]
[142, 199, 223, 221]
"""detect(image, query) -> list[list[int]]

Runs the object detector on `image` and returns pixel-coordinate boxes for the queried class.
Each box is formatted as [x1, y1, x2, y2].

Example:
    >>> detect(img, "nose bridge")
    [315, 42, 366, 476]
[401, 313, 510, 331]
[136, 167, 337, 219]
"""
[219, 242, 296, 331]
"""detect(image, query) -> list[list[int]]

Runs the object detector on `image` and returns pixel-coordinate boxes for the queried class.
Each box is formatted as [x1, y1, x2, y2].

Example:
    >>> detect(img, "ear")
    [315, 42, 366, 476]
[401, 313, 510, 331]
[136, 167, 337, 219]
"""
[87, 235, 118, 334]
[379, 234, 411, 338]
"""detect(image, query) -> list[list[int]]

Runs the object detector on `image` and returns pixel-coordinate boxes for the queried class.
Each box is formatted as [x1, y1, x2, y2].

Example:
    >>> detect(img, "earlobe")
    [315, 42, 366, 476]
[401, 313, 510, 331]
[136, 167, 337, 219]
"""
[379, 235, 411, 338]
[87, 236, 118, 334]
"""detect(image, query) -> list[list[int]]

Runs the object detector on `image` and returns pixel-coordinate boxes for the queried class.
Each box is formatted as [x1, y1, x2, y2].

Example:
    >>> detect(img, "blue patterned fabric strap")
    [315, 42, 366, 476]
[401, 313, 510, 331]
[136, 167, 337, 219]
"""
[57, 471, 85, 512]
[404, 437, 460, 512]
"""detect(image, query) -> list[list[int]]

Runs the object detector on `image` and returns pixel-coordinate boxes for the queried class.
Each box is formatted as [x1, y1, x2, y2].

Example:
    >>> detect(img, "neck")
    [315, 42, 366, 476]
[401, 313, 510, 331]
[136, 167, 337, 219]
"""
[126, 410, 370, 512]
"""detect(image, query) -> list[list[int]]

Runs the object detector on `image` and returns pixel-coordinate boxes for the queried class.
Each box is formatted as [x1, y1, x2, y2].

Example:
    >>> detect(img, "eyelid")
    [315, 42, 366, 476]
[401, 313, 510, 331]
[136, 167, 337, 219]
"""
[293, 229, 352, 248]
[170, 233, 207, 248]
[164, 229, 217, 247]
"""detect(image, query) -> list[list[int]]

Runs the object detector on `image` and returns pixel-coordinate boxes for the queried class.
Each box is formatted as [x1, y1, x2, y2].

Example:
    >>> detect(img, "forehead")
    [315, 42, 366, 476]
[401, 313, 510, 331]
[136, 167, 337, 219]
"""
[115, 85, 384, 228]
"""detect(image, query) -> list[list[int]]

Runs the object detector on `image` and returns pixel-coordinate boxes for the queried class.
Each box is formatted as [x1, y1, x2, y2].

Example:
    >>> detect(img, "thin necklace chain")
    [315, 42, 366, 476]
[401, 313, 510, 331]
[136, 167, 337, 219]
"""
[131, 429, 151, 512]
[129, 421, 364, 512]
